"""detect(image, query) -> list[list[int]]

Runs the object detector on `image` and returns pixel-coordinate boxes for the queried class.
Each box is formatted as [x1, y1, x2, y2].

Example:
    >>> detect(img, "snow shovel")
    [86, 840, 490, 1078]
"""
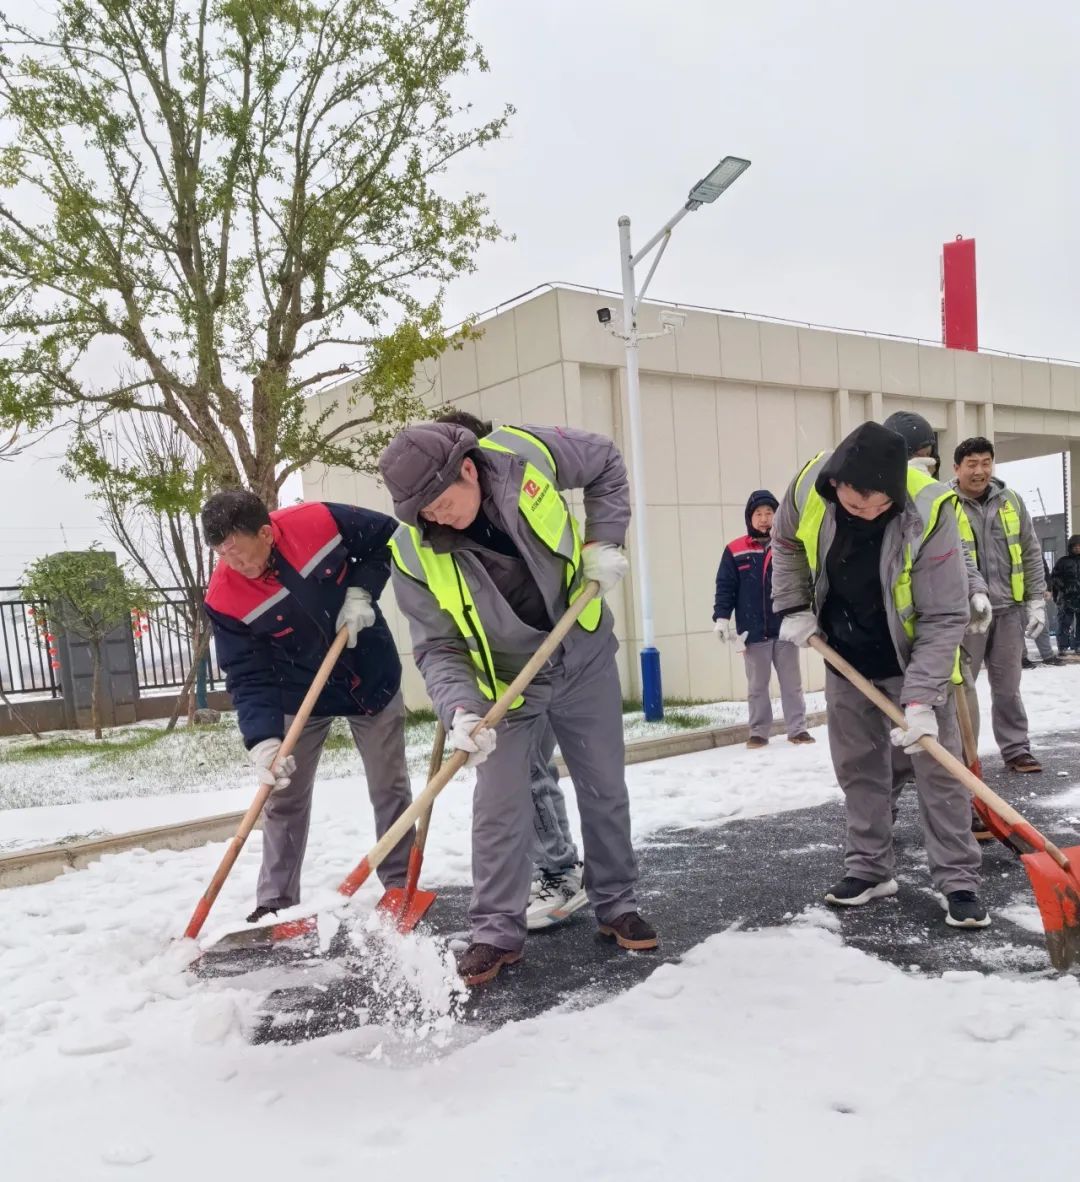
[952, 682, 1020, 850]
[374, 721, 445, 932]
[182, 628, 349, 943]
[199, 583, 601, 956]
[810, 635, 1080, 971]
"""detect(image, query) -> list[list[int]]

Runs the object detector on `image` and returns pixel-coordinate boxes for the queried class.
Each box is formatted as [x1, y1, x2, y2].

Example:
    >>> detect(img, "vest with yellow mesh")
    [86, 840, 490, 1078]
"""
[956, 491, 1026, 603]
[389, 426, 601, 708]
[794, 452, 964, 681]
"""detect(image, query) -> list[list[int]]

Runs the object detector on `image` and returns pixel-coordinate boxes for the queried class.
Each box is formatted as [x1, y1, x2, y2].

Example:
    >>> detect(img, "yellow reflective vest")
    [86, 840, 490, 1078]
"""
[390, 427, 600, 707]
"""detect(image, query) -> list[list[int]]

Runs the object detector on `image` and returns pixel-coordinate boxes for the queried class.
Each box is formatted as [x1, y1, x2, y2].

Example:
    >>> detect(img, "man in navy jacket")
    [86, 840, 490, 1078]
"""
[202, 489, 413, 921]
[713, 490, 813, 749]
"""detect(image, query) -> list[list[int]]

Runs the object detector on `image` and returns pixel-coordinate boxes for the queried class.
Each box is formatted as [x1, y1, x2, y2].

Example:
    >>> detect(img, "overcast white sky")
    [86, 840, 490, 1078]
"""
[2, 0, 1078, 583]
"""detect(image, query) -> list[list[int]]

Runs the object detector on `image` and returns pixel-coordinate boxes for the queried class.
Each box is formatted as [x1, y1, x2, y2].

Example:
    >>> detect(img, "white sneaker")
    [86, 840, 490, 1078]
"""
[526, 862, 588, 931]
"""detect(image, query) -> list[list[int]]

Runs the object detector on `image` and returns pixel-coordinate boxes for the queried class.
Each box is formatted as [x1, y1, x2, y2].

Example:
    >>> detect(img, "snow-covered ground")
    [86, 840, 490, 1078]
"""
[1, 665, 1079, 1180]
[0, 692, 825, 851]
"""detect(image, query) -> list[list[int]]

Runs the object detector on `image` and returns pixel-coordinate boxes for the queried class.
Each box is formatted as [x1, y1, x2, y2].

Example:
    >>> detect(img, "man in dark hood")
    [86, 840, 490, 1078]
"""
[771, 422, 988, 930]
[713, 489, 813, 747]
[1051, 535, 1080, 654]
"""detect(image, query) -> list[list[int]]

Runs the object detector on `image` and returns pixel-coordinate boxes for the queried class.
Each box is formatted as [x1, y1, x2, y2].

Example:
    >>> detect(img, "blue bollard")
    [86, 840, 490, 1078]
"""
[640, 646, 664, 722]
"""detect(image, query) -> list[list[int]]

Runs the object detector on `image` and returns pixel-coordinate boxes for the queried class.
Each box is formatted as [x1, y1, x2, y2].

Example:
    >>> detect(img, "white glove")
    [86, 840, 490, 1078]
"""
[968, 592, 993, 635]
[733, 630, 749, 654]
[582, 543, 629, 593]
[889, 704, 938, 754]
[778, 610, 819, 648]
[250, 738, 296, 792]
[713, 619, 732, 642]
[335, 587, 376, 648]
[449, 709, 497, 768]
[1025, 601, 1046, 639]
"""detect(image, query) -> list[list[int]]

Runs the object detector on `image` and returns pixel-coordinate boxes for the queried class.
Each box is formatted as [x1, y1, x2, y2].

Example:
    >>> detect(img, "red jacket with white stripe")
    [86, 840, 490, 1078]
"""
[204, 502, 400, 747]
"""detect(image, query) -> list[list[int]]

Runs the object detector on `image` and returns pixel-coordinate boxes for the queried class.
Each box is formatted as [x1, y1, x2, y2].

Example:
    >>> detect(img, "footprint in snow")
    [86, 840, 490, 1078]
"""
[101, 1144, 154, 1167]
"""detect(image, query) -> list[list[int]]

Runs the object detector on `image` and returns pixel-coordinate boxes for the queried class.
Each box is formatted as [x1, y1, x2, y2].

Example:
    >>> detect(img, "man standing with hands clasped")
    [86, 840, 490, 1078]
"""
[950, 437, 1047, 774]
[713, 489, 813, 749]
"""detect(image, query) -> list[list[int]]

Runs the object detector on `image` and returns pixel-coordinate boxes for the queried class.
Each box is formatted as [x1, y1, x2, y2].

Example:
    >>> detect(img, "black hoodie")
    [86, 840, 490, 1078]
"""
[816, 423, 908, 680]
[1051, 536, 1080, 608]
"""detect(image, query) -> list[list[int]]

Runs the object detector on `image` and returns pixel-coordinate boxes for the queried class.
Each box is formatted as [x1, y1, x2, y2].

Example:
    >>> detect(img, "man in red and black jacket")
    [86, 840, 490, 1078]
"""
[712, 489, 813, 749]
[202, 489, 413, 922]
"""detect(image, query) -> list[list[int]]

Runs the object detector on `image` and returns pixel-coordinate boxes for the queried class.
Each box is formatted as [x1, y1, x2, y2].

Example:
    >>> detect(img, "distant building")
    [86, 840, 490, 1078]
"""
[303, 284, 1080, 707]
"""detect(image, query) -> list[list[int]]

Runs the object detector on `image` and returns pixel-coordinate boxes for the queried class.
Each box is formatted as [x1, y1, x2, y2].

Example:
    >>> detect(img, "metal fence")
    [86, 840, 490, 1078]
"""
[0, 591, 59, 697]
[0, 586, 221, 698]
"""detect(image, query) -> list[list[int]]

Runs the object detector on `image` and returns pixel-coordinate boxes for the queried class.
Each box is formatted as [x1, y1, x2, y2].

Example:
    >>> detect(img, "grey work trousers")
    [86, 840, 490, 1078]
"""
[826, 669, 981, 894]
[256, 691, 414, 909]
[743, 639, 808, 739]
[469, 648, 640, 950]
[962, 607, 1032, 762]
[530, 724, 580, 874]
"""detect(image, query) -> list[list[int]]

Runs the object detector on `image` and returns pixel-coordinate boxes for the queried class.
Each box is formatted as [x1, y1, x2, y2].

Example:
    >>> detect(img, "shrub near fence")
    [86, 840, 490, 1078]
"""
[0, 587, 220, 698]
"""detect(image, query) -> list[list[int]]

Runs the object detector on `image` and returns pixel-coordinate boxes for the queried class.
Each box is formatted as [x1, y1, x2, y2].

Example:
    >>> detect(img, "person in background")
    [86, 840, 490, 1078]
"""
[713, 490, 814, 749]
[951, 437, 1047, 774]
[1023, 557, 1065, 668]
[1051, 536, 1080, 656]
[435, 410, 586, 932]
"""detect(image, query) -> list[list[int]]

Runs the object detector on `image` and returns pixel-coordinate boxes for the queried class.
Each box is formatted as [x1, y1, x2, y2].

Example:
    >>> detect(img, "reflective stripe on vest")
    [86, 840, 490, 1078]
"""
[792, 454, 956, 642]
[389, 428, 602, 706]
[960, 492, 1025, 603]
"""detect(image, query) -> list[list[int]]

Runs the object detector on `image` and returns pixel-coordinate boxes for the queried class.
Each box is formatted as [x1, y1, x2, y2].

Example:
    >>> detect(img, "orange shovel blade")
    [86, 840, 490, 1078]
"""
[1021, 845, 1080, 971]
[375, 886, 438, 933]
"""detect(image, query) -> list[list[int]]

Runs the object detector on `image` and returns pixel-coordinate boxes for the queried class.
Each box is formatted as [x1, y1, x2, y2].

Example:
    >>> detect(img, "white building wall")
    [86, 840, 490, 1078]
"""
[301, 285, 1080, 711]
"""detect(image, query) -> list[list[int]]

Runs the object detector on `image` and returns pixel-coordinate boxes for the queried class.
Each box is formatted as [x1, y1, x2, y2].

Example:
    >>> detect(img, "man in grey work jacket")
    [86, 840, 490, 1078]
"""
[772, 422, 988, 929]
[951, 437, 1046, 774]
[379, 421, 657, 986]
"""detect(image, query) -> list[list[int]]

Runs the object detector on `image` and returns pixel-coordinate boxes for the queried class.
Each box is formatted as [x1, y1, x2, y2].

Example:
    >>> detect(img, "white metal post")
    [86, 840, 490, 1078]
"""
[619, 215, 663, 719]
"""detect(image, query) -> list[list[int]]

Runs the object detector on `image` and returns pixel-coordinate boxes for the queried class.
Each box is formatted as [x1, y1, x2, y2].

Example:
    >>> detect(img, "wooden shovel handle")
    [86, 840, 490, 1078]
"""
[413, 721, 446, 855]
[183, 629, 350, 939]
[952, 678, 979, 769]
[808, 635, 1070, 869]
[338, 583, 601, 896]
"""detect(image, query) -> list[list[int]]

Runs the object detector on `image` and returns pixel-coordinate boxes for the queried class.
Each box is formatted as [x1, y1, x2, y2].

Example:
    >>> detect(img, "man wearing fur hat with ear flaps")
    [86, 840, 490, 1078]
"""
[378, 420, 656, 985]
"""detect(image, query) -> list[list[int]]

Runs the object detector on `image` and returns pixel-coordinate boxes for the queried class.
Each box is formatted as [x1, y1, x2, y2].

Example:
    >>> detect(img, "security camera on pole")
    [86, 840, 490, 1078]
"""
[599, 155, 750, 722]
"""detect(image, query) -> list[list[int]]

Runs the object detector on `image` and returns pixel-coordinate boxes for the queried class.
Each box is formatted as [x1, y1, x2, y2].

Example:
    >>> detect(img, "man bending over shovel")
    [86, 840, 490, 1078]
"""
[202, 490, 414, 924]
[771, 422, 990, 929]
[379, 421, 657, 985]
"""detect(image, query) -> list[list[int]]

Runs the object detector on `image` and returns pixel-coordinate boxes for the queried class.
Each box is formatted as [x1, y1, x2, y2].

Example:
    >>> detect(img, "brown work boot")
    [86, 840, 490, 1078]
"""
[1007, 753, 1042, 774]
[746, 735, 769, 750]
[971, 812, 994, 842]
[788, 732, 816, 745]
[455, 942, 522, 986]
[597, 911, 659, 951]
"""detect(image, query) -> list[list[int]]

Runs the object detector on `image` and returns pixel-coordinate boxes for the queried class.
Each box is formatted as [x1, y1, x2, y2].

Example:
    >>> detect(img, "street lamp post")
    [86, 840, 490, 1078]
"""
[612, 156, 750, 722]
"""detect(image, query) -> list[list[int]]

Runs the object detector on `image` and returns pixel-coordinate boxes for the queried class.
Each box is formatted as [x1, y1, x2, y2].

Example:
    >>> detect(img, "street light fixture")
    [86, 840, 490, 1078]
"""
[609, 155, 750, 722]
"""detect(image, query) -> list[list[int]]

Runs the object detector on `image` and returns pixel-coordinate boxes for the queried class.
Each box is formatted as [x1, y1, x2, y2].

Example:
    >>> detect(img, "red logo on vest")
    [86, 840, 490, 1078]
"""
[524, 479, 540, 497]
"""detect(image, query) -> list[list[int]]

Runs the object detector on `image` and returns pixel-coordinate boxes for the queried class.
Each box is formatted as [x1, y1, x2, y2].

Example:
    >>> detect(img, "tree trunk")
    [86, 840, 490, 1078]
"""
[166, 621, 212, 733]
[90, 641, 103, 740]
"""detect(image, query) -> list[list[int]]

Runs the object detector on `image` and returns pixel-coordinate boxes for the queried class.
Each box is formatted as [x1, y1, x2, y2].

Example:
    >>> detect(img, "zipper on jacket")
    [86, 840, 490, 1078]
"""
[454, 560, 500, 701]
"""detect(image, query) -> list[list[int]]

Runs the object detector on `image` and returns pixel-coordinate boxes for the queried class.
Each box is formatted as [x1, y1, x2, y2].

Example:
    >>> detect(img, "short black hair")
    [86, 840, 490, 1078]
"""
[201, 489, 271, 546]
[436, 408, 492, 437]
[954, 436, 995, 465]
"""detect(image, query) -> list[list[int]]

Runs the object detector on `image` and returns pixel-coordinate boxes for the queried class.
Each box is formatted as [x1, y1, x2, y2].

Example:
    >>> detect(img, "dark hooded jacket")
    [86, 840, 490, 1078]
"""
[814, 424, 907, 679]
[712, 490, 781, 645]
[1051, 536, 1080, 609]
